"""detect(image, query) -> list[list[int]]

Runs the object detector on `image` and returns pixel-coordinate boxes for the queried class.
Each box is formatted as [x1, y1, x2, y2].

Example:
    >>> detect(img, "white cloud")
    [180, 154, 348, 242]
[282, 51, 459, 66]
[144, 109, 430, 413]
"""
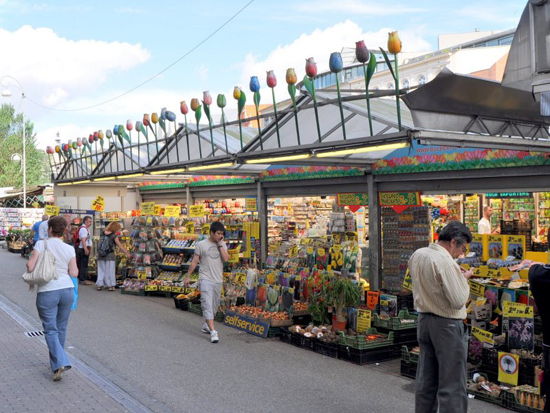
[294, 0, 426, 15]
[0, 25, 151, 108]
[239, 20, 431, 100]
[198, 64, 209, 83]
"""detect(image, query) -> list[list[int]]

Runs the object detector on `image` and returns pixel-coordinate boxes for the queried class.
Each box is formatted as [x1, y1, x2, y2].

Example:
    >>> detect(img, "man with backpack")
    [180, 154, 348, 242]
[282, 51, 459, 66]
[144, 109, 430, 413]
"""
[96, 222, 131, 291]
[75, 216, 93, 285]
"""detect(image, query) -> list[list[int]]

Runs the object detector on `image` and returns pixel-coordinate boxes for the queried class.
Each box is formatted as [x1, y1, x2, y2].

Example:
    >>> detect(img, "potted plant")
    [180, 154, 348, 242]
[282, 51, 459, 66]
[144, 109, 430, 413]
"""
[329, 276, 361, 332]
[307, 272, 331, 326]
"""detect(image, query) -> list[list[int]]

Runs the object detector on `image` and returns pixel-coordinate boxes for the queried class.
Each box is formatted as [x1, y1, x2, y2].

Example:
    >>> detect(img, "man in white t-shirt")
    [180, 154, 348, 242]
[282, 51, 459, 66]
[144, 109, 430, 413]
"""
[76, 216, 93, 285]
[478, 206, 499, 234]
[184, 222, 229, 343]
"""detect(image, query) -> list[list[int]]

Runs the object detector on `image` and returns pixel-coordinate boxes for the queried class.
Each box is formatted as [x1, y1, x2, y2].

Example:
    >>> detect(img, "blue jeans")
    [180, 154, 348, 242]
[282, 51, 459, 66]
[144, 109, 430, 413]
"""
[36, 287, 74, 372]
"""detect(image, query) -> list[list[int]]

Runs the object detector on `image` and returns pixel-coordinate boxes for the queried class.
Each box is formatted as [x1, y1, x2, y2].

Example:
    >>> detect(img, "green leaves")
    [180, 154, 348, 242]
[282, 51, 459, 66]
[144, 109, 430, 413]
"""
[288, 83, 297, 106]
[202, 101, 212, 125]
[379, 47, 396, 82]
[253, 91, 261, 107]
[303, 75, 314, 96]
[194, 105, 202, 124]
[366, 51, 377, 85]
[237, 92, 246, 116]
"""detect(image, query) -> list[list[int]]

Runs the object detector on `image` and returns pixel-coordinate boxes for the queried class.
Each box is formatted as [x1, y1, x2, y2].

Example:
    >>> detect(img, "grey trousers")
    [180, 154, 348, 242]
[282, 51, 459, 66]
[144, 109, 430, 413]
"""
[200, 279, 222, 321]
[415, 313, 469, 413]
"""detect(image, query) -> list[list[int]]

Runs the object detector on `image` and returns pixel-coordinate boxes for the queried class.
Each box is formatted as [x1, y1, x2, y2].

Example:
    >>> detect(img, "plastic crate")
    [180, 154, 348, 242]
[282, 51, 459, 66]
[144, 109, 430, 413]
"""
[378, 327, 417, 344]
[338, 345, 394, 365]
[466, 387, 506, 407]
[120, 287, 145, 296]
[280, 329, 292, 344]
[339, 328, 393, 350]
[402, 345, 420, 363]
[313, 340, 339, 358]
[173, 297, 182, 309]
[267, 327, 283, 338]
[504, 389, 546, 412]
[292, 314, 312, 326]
[188, 302, 203, 316]
[400, 359, 417, 379]
[392, 341, 418, 358]
[373, 309, 418, 330]
[290, 332, 316, 350]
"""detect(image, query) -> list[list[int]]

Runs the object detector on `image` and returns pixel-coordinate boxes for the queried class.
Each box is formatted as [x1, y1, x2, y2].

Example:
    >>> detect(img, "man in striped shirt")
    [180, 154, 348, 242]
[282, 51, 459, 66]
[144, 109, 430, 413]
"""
[408, 221, 473, 413]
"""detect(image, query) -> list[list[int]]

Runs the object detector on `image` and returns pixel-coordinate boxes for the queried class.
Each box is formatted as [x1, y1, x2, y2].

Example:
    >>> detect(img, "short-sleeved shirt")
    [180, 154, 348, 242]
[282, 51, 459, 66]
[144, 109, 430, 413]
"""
[478, 217, 491, 234]
[78, 226, 92, 249]
[34, 238, 75, 293]
[195, 239, 227, 284]
[32, 221, 42, 243]
[38, 220, 49, 240]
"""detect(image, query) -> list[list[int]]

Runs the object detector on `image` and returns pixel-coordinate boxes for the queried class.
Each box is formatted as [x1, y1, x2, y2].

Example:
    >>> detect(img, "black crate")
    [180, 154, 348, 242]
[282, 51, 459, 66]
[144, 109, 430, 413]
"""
[173, 297, 181, 309]
[503, 390, 546, 412]
[400, 360, 417, 379]
[338, 345, 394, 365]
[280, 329, 291, 344]
[313, 340, 339, 358]
[290, 332, 316, 351]
[379, 327, 417, 344]
[292, 314, 312, 326]
[395, 293, 415, 311]
[236, 297, 245, 306]
[180, 299, 189, 311]
[392, 341, 418, 358]
[535, 316, 542, 336]
[268, 327, 283, 338]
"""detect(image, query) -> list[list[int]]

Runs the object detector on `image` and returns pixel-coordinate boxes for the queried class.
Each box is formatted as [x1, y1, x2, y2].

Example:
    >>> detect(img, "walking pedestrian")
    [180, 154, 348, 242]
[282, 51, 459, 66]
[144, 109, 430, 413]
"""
[38, 214, 50, 240]
[184, 222, 228, 343]
[96, 222, 131, 291]
[26, 216, 78, 381]
[76, 216, 93, 285]
[408, 221, 473, 413]
[31, 215, 47, 244]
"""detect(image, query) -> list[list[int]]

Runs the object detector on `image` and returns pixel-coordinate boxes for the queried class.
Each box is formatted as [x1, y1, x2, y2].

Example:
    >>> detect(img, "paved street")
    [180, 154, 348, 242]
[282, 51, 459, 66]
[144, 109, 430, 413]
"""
[0, 246, 507, 413]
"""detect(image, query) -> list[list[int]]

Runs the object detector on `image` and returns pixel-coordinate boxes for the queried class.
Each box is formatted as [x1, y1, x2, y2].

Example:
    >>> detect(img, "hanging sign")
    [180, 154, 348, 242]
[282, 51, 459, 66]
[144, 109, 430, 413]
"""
[366, 291, 379, 310]
[140, 202, 155, 215]
[356, 309, 371, 333]
[45, 205, 60, 217]
[337, 193, 368, 212]
[402, 269, 413, 292]
[378, 192, 422, 213]
[189, 205, 205, 218]
[472, 326, 494, 346]
[245, 197, 258, 212]
[164, 206, 181, 217]
[91, 196, 105, 212]
[154, 205, 162, 216]
[228, 248, 240, 263]
[498, 352, 519, 386]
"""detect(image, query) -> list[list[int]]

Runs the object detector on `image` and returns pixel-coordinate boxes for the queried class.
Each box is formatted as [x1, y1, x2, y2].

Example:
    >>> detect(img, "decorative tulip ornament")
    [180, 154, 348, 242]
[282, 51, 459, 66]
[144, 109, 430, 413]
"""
[45, 146, 54, 170]
[180, 101, 191, 160]
[302, 58, 322, 142]
[249, 76, 263, 150]
[266, 70, 281, 148]
[151, 113, 160, 157]
[233, 87, 246, 151]
[202, 91, 216, 157]
[356, 40, 377, 136]
[113, 125, 127, 171]
[329, 52, 346, 140]
[217, 94, 229, 153]
[165, 110, 179, 163]
[190, 98, 203, 158]
[107, 129, 119, 172]
[286, 68, 301, 145]
[380, 31, 403, 131]
[55, 145, 62, 163]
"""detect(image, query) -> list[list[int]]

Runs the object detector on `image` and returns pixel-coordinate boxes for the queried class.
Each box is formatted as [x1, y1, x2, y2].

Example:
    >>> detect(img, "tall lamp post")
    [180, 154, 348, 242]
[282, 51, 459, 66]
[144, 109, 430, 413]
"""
[1, 76, 26, 210]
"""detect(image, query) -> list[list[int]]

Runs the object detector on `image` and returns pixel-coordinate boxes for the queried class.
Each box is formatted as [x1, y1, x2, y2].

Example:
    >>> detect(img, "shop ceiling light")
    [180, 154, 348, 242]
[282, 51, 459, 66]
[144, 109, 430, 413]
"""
[94, 176, 116, 181]
[118, 173, 145, 179]
[315, 142, 409, 158]
[57, 182, 73, 186]
[188, 162, 234, 171]
[245, 154, 311, 164]
[149, 168, 187, 175]
[73, 180, 91, 184]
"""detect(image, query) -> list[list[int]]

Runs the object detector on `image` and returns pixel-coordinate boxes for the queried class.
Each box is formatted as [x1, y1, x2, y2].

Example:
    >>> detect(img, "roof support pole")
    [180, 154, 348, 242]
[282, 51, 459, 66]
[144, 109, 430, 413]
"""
[367, 174, 381, 291]
[258, 180, 267, 266]
[186, 186, 193, 212]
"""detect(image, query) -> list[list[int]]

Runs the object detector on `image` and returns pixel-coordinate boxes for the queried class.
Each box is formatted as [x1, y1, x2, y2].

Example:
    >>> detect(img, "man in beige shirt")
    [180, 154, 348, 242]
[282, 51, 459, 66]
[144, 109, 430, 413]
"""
[408, 221, 473, 413]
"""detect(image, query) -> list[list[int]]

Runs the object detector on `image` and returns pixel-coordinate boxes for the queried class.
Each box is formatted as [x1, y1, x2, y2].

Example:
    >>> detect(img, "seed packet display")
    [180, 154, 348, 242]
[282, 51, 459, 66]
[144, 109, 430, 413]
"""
[132, 253, 143, 265]
[379, 293, 398, 318]
[507, 316, 534, 351]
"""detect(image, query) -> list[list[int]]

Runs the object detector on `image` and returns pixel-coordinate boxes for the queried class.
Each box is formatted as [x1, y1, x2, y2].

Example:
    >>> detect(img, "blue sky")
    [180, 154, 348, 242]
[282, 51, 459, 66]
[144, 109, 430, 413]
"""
[0, 0, 526, 149]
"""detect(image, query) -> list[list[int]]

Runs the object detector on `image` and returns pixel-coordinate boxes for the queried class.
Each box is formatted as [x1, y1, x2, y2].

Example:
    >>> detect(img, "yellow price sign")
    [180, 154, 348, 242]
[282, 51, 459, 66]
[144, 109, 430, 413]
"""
[45, 205, 60, 217]
[357, 309, 371, 333]
[91, 196, 105, 212]
[234, 272, 246, 285]
[154, 205, 162, 216]
[137, 270, 147, 279]
[472, 326, 494, 346]
[160, 286, 172, 292]
[307, 246, 314, 254]
[289, 245, 298, 258]
[201, 223, 210, 235]
[164, 205, 181, 217]
[469, 281, 485, 297]
[145, 285, 158, 291]
[185, 222, 195, 234]
[402, 269, 413, 292]
[473, 267, 489, 278]
[140, 202, 155, 215]
[228, 248, 240, 263]
[317, 248, 326, 256]
[487, 269, 500, 279]
[245, 197, 257, 212]
[503, 302, 534, 318]
[172, 286, 183, 293]
[189, 204, 205, 218]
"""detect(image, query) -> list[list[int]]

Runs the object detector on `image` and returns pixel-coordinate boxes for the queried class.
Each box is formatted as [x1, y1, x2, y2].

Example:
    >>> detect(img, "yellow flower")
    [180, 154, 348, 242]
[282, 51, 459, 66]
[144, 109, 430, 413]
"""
[233, 87, 241, 100]
[387, 31, 402, 54]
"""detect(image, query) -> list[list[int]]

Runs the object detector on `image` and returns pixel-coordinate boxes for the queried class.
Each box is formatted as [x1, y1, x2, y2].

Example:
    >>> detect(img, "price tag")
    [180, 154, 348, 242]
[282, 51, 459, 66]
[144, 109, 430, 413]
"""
[487, 269, 500, 279]
[234, 272, 246, 285]
[357, 309, 371, 333]
[91, 196, 105, 212]
[289, 245, 298, 258]
[469, 281, 485, 297]
[140, 202, 155, 215]
[145, 285, 158, 291]
[332, 245, 342, 254]
[317, 248, 326, 256]
[189, 205, 205, 218]
[185, 222, 195, 234]
[307, 247, 314, 255]
[473, 267, 489, 278]
[472, 326, 494, 346]
[201, 224, 210, 235]
[172, 286, 183, 293]
[503, 302, 534, 318]
[160, 286, 172, 292]
[289, 287, 295, 294]
[45, 205, 60, 217]
[274, 285, 281, 291]
[137, 270, 147, 279]
[154, 205, 162, 216]
[164, 205, 181, 217]
[345, 232, 357, 242]
[402, 269, 413, 292]
[245, 197, 257, 212]
[228, 249, 240, 263]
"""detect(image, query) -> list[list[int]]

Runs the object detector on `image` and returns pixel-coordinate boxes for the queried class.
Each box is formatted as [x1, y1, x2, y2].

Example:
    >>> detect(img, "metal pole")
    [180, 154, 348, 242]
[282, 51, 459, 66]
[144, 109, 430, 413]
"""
[258, 181, 267, 266]
[367, 174, 380, 291]
[22, 92, 26, 210]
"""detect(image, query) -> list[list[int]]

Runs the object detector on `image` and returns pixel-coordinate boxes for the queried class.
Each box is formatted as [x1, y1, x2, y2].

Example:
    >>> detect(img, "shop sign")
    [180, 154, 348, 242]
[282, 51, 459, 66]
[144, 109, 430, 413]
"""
[485, 192, 532, 199]
[356, 309, 371, 333]
[469, 281, 485, 297]
[224, 310, 270, 338]
[245, 197, 258, 212]
[91, 196, 105, 212]
[154, 205, 162, 216]
[189, 204, 205, 218]
[337, 193, 368, 212]
[164, 206, 181, 217]
[378, 192, 421, 213]
[140, 202, 155, 215]
[402, 270, 413, 292]
[503, 302, 534, 318]
[498, 352, 519, 386]
[228, 248, 240, 263]
[472, 326, 494, 346]
[366, 291, 379, 310]
[45, 205, 60, 216]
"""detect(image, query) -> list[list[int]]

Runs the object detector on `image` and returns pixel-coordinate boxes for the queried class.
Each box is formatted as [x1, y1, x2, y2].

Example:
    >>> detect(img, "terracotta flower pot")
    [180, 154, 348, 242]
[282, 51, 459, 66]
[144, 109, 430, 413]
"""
[332, 314, 347, 332]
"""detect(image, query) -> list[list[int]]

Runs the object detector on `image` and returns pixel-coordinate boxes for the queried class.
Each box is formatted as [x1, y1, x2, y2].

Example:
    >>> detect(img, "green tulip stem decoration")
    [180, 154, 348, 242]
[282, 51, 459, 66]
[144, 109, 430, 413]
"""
[217, 94, 229, 153]
[286, 68, 301, 145]
[202, 92, 216, 157]
[304, 58, 321, 142]
[184, 115, 191, 160]
[136, 127, 141, 167]
[382, 32, 403, 131]
[363, 55, 377, 136]
[266, 71, 281, 148]
[234, 87, 246, 151]
[190, 99, 203, 159]
[249, 77, 263, 150]
[329, 53, 347, 140]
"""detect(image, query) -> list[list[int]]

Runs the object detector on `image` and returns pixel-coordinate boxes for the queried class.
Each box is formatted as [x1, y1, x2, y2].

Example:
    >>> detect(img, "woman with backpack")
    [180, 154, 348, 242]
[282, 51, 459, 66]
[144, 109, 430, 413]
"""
[26, 216, 78, 381]
[97, 222, 131, 291]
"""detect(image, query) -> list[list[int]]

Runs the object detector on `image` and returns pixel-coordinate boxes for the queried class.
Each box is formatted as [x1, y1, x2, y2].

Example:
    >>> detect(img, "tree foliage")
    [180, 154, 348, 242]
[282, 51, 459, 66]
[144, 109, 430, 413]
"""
[0, 104, 48, 188]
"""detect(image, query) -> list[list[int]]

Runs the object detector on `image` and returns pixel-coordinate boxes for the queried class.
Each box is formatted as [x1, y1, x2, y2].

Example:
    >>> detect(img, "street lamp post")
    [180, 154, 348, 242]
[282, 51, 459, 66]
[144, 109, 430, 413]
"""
[1, 76, 26, 210]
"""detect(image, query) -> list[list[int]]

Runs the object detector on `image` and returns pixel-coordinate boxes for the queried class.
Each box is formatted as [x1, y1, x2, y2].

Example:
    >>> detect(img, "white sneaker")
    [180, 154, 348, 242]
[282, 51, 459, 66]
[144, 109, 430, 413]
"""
[210, 330, 219, 343]
[201, 323, 210, 334]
